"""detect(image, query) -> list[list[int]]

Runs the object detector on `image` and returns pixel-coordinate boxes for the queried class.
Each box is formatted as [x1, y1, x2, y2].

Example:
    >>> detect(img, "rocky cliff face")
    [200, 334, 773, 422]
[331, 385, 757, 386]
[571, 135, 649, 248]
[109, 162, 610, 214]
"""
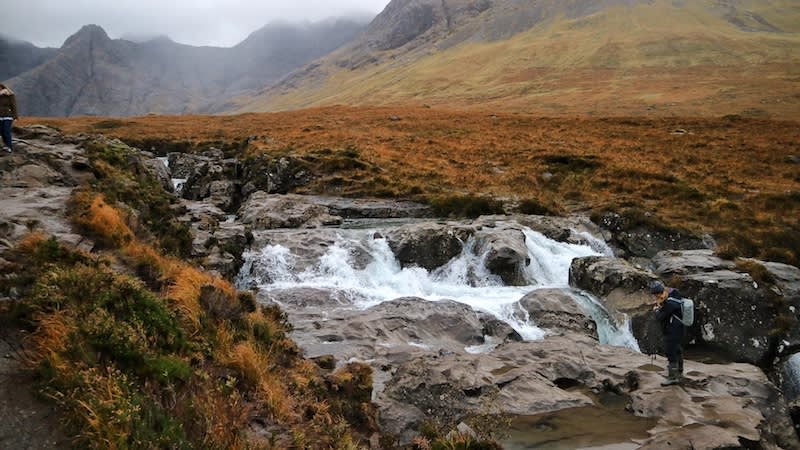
[6, 20, 366, 117]
[0, 36, 57, 81]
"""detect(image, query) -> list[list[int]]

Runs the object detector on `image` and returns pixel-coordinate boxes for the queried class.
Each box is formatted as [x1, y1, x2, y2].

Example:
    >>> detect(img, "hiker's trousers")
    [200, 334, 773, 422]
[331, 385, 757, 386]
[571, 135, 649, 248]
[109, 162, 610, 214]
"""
[1, 119, 12, 150]
[665, 336, 683, 367]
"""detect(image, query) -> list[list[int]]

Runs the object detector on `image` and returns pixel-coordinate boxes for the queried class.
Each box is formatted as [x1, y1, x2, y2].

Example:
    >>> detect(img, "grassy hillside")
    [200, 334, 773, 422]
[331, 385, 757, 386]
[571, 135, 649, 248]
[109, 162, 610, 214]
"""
[240, 0, 800, 118]
[34, 106, 800, 266]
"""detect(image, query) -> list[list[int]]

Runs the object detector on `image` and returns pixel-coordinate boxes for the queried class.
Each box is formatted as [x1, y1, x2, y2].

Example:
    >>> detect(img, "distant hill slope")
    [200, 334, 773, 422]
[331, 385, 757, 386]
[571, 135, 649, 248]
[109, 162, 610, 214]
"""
[6, 20, 367, 117]
[240, 0, 800, 118]
[0, 36, 57, 81]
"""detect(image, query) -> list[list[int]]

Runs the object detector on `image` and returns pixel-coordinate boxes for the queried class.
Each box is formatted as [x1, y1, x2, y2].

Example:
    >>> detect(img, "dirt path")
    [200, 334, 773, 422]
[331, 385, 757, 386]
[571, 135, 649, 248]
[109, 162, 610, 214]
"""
[0, 329, 69, 449]
[0, 129, 94, 449]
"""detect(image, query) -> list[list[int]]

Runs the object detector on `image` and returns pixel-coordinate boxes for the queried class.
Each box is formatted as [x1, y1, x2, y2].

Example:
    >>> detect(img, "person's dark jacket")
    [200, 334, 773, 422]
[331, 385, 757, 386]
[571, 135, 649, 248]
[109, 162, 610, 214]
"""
[656, 288, 685, 340]
[0, 87, 18, 119]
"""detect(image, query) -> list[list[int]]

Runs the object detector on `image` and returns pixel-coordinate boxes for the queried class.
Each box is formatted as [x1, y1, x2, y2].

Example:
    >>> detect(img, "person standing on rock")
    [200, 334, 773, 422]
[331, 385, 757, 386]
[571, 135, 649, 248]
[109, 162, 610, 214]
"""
[651, 281, 685, 386]
[0, 84, 18, 153]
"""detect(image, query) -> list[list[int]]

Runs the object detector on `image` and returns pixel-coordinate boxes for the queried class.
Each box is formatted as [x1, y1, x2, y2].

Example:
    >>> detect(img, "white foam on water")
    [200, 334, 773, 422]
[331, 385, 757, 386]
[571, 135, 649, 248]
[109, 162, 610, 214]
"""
[239, 225, 638, 349]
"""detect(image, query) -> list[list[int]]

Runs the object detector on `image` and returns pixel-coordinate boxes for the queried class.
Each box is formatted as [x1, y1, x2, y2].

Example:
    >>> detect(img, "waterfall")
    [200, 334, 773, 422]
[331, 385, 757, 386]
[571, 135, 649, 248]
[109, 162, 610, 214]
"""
[157, 156, 187, 194]
[238, 225, 639, 350]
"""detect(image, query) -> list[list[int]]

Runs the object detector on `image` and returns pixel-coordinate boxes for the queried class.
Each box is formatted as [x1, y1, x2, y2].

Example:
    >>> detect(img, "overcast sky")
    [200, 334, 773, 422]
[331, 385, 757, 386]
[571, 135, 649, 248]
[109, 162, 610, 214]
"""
[4, 0, 391, 48]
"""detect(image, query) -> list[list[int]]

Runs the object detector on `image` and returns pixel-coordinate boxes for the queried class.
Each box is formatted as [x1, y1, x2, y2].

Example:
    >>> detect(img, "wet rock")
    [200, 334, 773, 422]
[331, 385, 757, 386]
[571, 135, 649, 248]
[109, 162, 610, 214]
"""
[475, 225, 530, 286]
[261, 287, 354, 309]
[306, 196, 433, 219]
[385, 223, 467, 271]
[517, 289, 597, 339]
[181, 157, 239, 208]
[569, 256, 662, 352]
[167, 152, 206, 179]
[679, 270, 781, 365]
[647, 250, 800, 366]
[240, 228, 374, 285]
[207, 180, 236, 211]
[239, 192, 343, 230]
[651, 249, 735, 276]
[240, 155, 311, 198]
[177, 199, 251, 277]
[594, 211, 708, 258]
[480, 317, 523, 342]
[516, 214, 610, 248]
[0, 163, 64, 188]
[569, 256, 657, 308]
[143, 157, 173, 192]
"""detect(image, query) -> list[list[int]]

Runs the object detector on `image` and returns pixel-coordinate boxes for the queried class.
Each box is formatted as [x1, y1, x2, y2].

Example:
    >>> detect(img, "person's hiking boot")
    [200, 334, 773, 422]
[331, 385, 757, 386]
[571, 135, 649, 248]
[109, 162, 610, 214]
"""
[661, 364, 681, 386]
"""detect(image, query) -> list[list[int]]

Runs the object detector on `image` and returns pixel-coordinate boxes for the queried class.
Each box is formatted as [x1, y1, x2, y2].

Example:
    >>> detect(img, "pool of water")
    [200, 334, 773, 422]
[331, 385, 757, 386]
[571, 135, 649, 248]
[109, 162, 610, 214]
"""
[500, 393, 656, 449]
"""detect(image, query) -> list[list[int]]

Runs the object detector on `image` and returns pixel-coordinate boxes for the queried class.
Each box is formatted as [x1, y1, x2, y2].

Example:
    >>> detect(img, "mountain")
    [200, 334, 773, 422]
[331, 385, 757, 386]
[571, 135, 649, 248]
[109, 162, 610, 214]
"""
[7, 20, 367, 117]
[239, 0, 800, 118]
[0, 35, 57, 81]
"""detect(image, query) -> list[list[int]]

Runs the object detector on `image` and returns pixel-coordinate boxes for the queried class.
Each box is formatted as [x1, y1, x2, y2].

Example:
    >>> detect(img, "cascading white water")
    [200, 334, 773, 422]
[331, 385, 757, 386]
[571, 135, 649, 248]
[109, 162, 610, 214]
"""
[157, 156, 187, 194]
[238, 226, 639, 349]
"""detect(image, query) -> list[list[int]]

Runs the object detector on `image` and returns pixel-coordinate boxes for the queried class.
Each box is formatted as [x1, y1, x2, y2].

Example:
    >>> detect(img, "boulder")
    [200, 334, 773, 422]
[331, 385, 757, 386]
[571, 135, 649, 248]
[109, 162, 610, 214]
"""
[181, 157, 239, 209]
[651, 249, 735, 276]
[594, 211, 709, 258]
[651, 250, 800, 365]
[679, 270, 782, 365]
[143, 158, 173, 193]
[475, 225, 530, 286]
[517, 289, 597, 339]
[569, 256, 662, 353]
[240, 155, 311, 198]
[782, 353, 800, 437]
[307, 196, 433, 219]
[167, 152, 206, 179]
[207, 180, 236, 211]
[385, 223, 468, 271]
[239, 192, 342, 230]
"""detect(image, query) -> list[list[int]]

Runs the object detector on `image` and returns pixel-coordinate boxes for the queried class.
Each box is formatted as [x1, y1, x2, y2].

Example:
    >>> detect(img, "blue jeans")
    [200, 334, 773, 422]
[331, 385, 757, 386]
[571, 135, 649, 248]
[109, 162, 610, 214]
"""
[1, 119, 12, 151]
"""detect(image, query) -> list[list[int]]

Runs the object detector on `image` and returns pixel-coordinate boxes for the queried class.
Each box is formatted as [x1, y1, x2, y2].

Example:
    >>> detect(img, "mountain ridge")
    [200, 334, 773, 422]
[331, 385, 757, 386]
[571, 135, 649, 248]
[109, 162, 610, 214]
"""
[240, 0, 800, 118]
[4, 19, 368, 116]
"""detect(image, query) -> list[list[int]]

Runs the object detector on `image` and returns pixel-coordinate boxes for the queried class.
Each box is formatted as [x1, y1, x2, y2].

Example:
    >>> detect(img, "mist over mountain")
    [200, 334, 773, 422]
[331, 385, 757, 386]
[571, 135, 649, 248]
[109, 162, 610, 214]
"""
[5, 18, 368, 116]
[0, 35, 58, 81]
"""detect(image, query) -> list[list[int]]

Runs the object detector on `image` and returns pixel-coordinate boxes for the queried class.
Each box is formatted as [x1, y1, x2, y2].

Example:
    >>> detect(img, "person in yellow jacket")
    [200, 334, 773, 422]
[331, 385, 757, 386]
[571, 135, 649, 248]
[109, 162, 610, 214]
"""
[0, 83, 19, 153]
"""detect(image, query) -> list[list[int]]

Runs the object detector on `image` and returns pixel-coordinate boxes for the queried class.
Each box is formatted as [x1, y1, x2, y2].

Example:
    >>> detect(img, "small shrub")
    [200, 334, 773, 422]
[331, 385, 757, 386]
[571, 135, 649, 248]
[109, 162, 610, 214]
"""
[517, 198, 559, 216]
[93, 119, 128, 130]
[429, 195, 505, 218]
[735, 259, 775, 286]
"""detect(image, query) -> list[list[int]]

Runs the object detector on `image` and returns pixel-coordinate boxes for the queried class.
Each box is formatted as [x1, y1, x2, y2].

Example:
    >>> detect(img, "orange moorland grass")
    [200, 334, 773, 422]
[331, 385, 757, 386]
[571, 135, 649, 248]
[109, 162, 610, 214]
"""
[60, 193, 365, 443]
[72, 192, 135, 246]
[71, 191, 236, 331]
[35, 106, 799, 263]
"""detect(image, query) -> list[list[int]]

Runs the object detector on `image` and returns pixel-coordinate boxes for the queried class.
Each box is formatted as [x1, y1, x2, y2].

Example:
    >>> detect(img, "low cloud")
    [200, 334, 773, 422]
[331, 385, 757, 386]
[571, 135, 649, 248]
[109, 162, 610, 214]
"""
[5, 0, 389, 48]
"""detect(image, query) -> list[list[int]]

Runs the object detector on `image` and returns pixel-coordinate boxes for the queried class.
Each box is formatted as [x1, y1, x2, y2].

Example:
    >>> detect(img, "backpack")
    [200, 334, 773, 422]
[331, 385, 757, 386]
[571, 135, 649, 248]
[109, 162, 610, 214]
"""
[672, 298, 694, 327]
